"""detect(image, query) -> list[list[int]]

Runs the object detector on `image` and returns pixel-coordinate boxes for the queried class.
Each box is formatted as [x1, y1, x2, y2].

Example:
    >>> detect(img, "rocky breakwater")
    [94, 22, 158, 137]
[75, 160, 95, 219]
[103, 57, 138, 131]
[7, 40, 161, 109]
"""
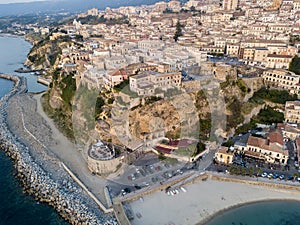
[0, 74, 117, 225]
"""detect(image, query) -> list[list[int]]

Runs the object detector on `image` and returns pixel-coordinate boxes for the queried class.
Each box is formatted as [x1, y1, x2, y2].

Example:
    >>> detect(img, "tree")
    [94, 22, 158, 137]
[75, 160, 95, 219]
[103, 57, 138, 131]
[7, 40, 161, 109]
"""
[174, 21, 183, 42]
[256, 167, 262, 177]
[293, 172, 298, 180]
[289, 55, 300, 75]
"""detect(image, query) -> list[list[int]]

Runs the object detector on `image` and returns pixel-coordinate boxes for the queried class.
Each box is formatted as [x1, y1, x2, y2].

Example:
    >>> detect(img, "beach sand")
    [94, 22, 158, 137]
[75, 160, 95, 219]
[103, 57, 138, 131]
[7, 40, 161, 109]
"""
[129, 179, 300, 225]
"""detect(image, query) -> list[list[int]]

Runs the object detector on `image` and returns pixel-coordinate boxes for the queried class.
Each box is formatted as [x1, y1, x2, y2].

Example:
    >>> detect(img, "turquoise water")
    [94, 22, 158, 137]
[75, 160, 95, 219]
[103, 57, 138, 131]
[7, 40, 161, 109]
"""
[0, 36, 68, 225]
[205, 200, 300, 225]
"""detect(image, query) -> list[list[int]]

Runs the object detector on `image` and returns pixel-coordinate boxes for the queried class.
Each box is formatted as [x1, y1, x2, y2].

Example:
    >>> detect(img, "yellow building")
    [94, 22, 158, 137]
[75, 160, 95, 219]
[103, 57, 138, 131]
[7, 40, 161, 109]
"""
[214, 146, 234, 165]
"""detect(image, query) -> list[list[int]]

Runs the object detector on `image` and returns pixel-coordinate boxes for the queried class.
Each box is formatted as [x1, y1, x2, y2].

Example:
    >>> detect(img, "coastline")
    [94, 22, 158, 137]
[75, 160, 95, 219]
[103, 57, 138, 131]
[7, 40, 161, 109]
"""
[196, 198, 300, 225]
[128, 175, 300, 225]
[0, 74, 117, 225]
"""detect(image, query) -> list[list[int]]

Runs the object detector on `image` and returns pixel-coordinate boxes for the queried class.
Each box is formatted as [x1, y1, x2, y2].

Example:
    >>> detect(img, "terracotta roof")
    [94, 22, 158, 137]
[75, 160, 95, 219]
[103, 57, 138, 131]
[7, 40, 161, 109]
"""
[247, 133, 287, 155]
[268, 131, 283, 146]
[218, 146, 233, 155]
[109, 68, 128, 76]
[247, 135, 269, 149]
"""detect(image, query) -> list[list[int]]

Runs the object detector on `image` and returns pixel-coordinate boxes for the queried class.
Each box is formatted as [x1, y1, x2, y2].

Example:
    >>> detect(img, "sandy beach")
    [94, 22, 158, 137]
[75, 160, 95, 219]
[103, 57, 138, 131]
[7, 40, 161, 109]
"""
[129, 178, 300, 225]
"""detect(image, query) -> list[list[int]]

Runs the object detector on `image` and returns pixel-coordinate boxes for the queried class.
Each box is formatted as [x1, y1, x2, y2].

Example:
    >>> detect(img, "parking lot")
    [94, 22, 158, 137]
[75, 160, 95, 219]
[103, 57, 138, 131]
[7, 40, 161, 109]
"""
[107, 153, 197, 197]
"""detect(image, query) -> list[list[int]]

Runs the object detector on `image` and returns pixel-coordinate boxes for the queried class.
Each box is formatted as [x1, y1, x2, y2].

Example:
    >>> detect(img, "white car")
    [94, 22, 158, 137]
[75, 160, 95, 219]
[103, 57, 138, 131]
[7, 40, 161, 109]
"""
[180, 187, 187, 193]
[261, 172, 268, 178]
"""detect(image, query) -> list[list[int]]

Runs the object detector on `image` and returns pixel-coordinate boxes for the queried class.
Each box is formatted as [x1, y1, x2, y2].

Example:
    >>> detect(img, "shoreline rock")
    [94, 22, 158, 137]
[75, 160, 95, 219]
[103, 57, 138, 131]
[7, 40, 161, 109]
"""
[0, 74, 118, 225]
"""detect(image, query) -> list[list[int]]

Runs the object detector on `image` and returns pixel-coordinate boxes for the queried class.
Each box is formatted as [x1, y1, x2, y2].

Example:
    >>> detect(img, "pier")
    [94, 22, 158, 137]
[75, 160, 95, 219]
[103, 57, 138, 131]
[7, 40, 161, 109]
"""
[37, 76, 51, 86]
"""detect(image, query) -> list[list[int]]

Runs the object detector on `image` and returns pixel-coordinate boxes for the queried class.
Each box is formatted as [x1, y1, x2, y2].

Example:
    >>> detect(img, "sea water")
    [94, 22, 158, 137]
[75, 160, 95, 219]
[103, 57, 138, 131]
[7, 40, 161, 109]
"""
[205, 200, 300, 225]
[0, 35, 68, 225]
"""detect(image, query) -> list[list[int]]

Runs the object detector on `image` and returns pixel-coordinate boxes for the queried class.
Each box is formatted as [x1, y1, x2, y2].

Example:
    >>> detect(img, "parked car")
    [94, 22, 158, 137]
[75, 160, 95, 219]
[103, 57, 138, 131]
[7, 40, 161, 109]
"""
[279, 175, 285, 180]
[261, 172, 268, 178]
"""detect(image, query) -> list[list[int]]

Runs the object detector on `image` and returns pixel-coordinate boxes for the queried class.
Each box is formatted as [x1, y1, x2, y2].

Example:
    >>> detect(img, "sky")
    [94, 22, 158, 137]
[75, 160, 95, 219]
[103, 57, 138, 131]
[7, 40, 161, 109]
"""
[0, 0, 48, 4]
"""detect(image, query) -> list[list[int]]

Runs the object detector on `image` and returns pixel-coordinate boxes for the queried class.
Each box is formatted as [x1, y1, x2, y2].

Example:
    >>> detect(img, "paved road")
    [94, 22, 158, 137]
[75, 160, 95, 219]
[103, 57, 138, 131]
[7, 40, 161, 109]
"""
[33, 93, 109, 206]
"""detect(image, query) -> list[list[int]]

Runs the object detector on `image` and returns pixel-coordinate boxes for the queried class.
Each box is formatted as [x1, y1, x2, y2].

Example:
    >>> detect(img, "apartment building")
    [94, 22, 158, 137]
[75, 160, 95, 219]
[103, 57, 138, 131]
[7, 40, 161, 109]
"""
[285, 101, 300, 124]
[265, 54, 293, 69]
[214, 146, 234, 165]
[245, 132, 289, 165]
[129, 70, 181, 96]
[223, 0, 239, 10]
[103, 68, 128, 87]
[262, 69, 300, 90]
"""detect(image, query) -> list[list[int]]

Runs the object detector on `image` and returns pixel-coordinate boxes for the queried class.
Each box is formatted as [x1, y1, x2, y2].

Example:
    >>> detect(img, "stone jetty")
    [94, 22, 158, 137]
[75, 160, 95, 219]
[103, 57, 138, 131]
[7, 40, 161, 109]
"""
[0, 74, 118, 225]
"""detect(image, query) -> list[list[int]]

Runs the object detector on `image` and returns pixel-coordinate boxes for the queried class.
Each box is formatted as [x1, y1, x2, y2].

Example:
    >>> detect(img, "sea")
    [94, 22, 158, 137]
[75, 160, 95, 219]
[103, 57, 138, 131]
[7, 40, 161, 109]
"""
[1, 36, 300, 225]
[0, 35, 68, 225]
[205, 200, 300, 225]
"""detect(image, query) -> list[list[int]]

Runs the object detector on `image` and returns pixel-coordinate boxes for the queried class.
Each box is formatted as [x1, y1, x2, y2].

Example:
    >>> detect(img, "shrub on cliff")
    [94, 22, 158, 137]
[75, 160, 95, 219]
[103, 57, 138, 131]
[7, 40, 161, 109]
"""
[289, 55, 300, 75]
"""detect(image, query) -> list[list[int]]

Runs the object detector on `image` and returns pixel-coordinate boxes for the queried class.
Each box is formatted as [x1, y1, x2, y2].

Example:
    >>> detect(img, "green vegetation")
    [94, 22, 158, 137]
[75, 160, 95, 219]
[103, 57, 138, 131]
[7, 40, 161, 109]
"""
[74, 85, 99, 130]
[60, 74, 76, 109]
[193, 142, 206, 156]
[107, 97, 115, 105]
[236, 78, 250, 96]
[241, 101, 259, 115]
[77, 15, 129, 25]
[163, 157, 179, 165]
[255, 106, 284, 124]
[176, 141, 205, 157]
[116, 96, 127, 106]
[51, 67, 61, 84]
[289, 35, 300, 46]
[229, 165, 255, 177]
[113, 79, 129, 91]
[223, 139, 234, 147]
[174, 21, 183, 42]
[220, 75, 236, 90]
[144, 96, 162, 105]
[199, 118, 212, 140]
[158, 154, 167, 160]
[227, 97, 244, 130]
[289, 55, 300, 75]
[95, 96, 105, 118]
[250, 87, 298, 104]
[41, 93, 74, 140]
[236, 106, 284, 134]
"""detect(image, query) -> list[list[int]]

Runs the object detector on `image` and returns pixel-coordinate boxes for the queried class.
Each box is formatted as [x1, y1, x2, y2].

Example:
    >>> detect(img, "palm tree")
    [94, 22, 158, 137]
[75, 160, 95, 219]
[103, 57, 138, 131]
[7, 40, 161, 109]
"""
[293, 172, 298, 181]
[256, 167, 262, 177]
[249, 167, 254, 177]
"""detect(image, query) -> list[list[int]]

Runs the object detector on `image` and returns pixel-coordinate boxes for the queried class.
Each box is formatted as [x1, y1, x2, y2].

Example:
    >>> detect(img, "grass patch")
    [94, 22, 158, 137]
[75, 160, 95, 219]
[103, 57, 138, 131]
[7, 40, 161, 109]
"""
[163, 157, 179, 165]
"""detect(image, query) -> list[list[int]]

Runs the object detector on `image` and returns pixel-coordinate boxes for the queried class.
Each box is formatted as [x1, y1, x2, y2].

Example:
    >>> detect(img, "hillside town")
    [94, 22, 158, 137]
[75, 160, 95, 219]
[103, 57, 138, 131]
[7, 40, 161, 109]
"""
[4, 0, 300, 224]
